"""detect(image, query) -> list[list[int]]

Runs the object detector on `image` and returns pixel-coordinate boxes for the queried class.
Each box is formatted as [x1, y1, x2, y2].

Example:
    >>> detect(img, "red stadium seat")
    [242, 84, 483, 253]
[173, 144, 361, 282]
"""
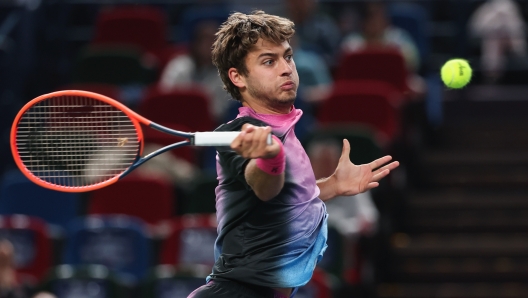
[296, 267, 333, 298]
[0, 215, 52, 283]
[73, 45, 159, 86]
[87, 174, 175, 225]
[311, 267, 333, 298]
[91, 5, 186, 69]
[138, 85, 216, 132]
[335, 47, 410, 94]
[93, 6, 168, 57]
[158, 214, 218, 268]
[317, 80, 402, 143]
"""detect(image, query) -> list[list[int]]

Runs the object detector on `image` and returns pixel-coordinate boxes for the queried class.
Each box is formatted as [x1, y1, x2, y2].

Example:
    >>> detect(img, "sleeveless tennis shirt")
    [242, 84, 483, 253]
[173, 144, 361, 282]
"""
[209, 106, 328, 288]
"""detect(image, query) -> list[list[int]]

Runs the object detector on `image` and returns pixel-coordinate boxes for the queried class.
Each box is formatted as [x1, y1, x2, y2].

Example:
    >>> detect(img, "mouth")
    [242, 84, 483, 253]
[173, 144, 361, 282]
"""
[280, 81, 296, 90]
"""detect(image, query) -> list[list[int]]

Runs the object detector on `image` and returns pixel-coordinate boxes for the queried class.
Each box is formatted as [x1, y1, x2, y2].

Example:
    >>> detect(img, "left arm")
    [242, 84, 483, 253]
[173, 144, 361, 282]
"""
[317, 139, 400, 202]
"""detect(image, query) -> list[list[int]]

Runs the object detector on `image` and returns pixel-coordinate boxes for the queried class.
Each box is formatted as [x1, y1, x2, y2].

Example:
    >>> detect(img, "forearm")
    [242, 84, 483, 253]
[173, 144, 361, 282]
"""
[316, 175, 338, 202]
[245, 159, 285, 201]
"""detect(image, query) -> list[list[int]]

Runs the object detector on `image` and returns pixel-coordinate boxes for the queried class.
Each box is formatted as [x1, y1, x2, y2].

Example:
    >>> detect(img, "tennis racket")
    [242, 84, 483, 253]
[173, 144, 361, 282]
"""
[11, 90, 268, 192]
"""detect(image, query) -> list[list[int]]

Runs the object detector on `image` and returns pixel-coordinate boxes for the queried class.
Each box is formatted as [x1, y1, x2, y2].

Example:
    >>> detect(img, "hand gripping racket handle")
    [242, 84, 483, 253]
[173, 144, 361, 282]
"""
[193, 132, 273, 146]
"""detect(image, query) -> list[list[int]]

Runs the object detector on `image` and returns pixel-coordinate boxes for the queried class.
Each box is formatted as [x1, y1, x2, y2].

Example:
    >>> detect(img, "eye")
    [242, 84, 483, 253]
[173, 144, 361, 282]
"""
[285, 54, 293, 61]
[264, 59, 274, 65]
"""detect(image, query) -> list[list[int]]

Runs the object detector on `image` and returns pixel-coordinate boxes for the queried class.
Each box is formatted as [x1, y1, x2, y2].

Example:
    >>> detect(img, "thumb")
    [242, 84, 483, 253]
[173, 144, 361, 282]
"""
[340, 139, 351, 163]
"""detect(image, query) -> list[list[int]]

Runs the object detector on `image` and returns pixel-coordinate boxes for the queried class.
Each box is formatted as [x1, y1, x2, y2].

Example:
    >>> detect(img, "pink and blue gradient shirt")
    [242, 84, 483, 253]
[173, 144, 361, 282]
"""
[209, 106, 328, 288]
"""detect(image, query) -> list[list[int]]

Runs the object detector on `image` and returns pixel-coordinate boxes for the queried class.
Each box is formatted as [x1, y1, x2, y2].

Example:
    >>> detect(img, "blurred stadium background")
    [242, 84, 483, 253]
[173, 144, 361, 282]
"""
[1, 0, 528, 297]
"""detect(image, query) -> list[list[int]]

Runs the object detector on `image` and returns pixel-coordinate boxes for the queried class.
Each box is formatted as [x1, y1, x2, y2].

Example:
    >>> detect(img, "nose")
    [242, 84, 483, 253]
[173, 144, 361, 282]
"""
[279, 57, 293, 77]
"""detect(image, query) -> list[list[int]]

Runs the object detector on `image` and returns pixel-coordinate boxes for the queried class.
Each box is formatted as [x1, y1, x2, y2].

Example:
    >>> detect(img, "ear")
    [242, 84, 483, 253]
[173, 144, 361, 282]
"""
[228, 67, 246, 89]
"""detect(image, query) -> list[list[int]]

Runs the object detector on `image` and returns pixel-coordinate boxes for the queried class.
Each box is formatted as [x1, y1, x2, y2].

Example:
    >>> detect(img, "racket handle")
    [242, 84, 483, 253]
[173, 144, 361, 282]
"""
[193, 132, 273, 146]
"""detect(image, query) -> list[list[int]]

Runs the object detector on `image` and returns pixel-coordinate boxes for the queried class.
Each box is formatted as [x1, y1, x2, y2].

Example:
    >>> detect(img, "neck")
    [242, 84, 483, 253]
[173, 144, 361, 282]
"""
[241, 100, 292, 115]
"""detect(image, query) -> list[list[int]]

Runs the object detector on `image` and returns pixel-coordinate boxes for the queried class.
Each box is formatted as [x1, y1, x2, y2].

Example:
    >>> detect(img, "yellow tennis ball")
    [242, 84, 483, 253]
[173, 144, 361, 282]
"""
[441, 59, 472, 89]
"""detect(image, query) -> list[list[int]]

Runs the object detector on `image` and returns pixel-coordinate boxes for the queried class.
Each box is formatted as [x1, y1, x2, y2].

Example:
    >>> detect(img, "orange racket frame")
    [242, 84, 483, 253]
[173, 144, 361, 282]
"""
[10, 90, 244, 192]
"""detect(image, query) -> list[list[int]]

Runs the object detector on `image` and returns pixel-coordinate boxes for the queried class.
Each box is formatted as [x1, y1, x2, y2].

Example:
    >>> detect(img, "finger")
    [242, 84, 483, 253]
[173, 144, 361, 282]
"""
[241, 129, 258, 158]
[241, 123, 255, 133]
[339, 139, 351, 162]
[371, 169, 390, 182]
[230, 131, 246, 150]
[365, 182, 380, 191]
[369, 155, 393, 170]
[248, 127, 269, 158]
[248, 126, 272, 158]
[235, 123, 254, 152]
[372, 161, 400, 175]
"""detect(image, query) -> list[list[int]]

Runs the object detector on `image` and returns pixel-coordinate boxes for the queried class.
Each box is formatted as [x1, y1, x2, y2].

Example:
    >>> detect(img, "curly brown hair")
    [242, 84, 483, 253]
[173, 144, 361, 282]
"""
[211, 10, 295, 101]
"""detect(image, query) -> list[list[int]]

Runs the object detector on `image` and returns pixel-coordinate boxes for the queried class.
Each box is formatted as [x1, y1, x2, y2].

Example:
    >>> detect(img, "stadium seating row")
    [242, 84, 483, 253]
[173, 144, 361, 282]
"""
[0, 214, 334, 298]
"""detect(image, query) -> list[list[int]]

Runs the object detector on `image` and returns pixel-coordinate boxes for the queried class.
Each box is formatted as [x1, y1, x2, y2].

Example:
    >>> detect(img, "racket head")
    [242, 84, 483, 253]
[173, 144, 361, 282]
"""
[10, 90, 145, 192]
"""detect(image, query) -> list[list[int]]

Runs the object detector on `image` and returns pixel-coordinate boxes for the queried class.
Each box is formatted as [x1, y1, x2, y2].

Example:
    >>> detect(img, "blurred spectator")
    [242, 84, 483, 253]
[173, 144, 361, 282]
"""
[337, 5, 362, 38]
[341, 1, 420, 72]
[291, 36, 333, 104]
[159, 20, 228, 123]
[0, 240, 30, 298]
[308, 139, 379, 239]
[284, 0, 342, 68]
[468, 0, 527, 83]
[341, 1, 426, 99]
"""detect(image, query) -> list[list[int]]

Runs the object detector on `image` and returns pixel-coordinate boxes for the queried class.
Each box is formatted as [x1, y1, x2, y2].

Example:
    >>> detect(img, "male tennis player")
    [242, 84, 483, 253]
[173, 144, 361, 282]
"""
[188, 10, 399, 298]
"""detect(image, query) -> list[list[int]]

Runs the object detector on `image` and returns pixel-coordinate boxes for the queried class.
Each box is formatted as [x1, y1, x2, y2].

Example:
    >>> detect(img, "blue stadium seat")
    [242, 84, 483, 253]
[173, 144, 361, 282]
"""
[62, 215, 152, 285]
[159, 214, 217, 268]
[178, 5, 229, 44]
[39, 264, 128, 298]
[0, 169, 80, 231]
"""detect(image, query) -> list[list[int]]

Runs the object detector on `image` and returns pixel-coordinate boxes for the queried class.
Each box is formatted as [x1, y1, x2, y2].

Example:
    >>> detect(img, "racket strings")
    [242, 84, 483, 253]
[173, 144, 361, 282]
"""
[16, 95, 140, 187]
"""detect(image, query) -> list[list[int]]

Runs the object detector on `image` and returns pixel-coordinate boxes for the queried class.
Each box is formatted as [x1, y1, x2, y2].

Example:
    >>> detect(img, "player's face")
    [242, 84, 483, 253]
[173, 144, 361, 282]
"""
[241, 39, 299, 110]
